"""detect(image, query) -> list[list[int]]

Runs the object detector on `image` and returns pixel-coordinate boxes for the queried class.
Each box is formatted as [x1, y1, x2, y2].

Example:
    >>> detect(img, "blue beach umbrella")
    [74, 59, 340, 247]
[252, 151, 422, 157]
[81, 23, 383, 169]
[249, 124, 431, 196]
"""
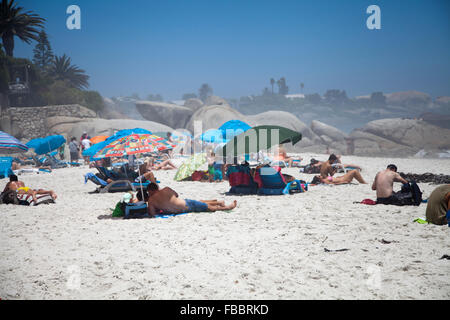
[0, 131, 29, 154]
[26, 135, 66, 155]
[219, 120, 251, 140]
[200, 129, 228, 144]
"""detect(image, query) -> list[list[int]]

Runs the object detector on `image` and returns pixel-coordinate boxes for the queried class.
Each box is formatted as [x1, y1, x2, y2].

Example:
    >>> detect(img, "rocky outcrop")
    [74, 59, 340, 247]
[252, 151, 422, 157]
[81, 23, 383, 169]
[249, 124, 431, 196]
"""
[385, 91, 432, 109]
[0, 104, 96, 139]
[136, 101, 193, 129]
[311, 120, 348, 142]
[434, 96, 450, 108]
[186, 104, 246, 133]
[360, 118, 450, 151]
[205, 95, 229, 106]
[99, 98, 130, 119]
[184, 98, 204, 112]
[48, 118, 174, 139]
[350, 130, 417, 157]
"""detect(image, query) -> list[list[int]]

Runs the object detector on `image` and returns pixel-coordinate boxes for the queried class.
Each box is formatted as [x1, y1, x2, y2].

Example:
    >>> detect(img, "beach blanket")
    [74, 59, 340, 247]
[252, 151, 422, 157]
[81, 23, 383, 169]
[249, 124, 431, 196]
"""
[16, 193, 55, 206]
[111, 202, 190, 219]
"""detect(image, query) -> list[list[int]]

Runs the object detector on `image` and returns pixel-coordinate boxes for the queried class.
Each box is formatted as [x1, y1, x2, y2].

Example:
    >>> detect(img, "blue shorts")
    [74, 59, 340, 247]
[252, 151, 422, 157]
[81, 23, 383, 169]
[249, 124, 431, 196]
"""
[184, 199, 209, 212]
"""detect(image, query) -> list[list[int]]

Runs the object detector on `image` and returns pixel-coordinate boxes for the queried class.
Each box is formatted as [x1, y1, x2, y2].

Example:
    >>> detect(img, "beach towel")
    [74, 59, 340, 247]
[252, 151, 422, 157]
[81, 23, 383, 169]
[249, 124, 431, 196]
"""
[16, 193, 55, 206]
[0, 157, 13, 179]
[122, 202, 190, 219]
[359, 199, 377, 205]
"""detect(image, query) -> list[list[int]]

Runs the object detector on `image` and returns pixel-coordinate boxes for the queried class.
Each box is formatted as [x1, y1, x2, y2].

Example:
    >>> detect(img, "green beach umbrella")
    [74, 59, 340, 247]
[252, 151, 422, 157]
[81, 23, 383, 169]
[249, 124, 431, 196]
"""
[174, 153, 207, 181]
[219, 125, 302, 158]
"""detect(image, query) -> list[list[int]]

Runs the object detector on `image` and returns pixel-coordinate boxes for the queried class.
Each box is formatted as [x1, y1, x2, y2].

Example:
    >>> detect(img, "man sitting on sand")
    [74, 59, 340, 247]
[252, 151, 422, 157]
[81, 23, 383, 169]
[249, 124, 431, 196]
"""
[146, 183, 237, 217]
[315, 169, 367, 185]
[3, 174, 57, 203]
[320, 154, 339, 179]
[372, 164, 409, 205]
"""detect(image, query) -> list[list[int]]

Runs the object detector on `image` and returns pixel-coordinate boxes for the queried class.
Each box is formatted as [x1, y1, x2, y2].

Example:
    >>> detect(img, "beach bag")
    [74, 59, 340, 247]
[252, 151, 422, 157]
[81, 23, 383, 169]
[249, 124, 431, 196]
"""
[399, 182, 423, 206]
[191, 171, 206, 181]
[407, 181, 422, 206]
[112, 201, 125, 217]
[124, 202, 149, 219]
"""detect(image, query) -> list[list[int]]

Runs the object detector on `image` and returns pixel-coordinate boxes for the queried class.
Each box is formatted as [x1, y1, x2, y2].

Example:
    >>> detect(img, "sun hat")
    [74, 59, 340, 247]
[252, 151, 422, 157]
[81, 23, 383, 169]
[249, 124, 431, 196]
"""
[122, 192, 132, 203]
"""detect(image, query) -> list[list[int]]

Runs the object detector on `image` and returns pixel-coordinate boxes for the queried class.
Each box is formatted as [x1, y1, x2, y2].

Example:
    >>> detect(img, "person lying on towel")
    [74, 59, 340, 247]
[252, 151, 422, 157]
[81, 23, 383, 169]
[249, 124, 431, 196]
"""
[145, 183, 237, 217]
[3, 174, 57, 203]
[372, 164, 409, 205]
[314, 169, 367, 185]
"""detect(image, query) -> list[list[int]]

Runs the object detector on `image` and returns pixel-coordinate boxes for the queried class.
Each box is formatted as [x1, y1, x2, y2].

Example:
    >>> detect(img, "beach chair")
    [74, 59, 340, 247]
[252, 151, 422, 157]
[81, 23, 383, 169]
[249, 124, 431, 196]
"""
[84, 172, 149, 193]
[226, 164, 258, 195]
[255, 165, 308, 195]
[0, 157, 13, 179]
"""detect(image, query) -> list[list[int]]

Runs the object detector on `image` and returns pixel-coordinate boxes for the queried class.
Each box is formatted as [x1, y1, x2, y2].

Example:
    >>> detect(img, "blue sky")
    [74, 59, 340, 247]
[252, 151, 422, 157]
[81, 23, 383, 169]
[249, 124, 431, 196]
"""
[13, 0, 450, 100]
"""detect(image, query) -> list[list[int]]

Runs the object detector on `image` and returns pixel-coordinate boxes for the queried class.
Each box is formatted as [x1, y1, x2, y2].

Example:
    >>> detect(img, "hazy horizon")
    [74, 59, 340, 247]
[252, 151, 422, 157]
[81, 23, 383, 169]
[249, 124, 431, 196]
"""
[13, 0, 450, 101]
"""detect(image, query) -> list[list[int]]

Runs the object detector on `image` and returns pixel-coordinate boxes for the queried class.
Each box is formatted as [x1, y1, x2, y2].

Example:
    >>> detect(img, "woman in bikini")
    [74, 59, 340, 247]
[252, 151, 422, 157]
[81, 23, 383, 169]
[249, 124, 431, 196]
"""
[316, 169, 367, 185]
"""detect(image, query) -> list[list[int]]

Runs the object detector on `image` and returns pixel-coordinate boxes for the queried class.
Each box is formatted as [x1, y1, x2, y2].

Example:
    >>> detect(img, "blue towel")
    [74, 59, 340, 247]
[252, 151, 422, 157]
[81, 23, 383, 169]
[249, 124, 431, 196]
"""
[84, 172, 108, 186]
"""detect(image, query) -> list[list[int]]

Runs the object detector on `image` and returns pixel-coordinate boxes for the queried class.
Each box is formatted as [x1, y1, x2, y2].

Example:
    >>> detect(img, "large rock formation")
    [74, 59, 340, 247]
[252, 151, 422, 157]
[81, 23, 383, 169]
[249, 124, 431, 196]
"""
[205, 95, 230, 106]
[350, 130, 417, 157]
[184, 98, 204, 112]
[0, 104, 97, 139]
[186, 104, 246, 133]
[48, 118, 174, 139]
[385, 91, 432, 109]
[360, 118, 450, 151]
[311, 120, 348, 142]
[136, 101, 193, 129]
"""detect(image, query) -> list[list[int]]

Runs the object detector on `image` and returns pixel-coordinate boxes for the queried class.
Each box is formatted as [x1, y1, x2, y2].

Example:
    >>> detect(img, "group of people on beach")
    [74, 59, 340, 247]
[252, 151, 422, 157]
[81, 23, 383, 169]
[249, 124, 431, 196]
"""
[1, 137, 448, 226]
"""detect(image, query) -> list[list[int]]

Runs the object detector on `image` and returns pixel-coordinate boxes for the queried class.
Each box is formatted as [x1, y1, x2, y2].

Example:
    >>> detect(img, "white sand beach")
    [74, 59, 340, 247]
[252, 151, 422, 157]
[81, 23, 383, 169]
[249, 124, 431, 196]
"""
[0, 154, 449, 300]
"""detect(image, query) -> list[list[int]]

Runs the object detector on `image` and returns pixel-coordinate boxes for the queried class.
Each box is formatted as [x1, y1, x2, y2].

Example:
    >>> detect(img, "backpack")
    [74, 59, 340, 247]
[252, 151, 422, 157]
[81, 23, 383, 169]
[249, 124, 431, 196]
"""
[124, 202, 149, 219]
[399, 181, 423, 206]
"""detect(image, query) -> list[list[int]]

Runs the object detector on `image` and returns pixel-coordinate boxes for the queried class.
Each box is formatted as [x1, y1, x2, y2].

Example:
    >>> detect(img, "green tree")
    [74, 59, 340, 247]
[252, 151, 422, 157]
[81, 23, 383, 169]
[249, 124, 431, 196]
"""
[130, 93, 140, 100]
[277, 77, 289, 95]
[0, 43, 9, 93]
[146, 93, 163, 101]
[0, 0, 45, 57]
[49, 54, 89, 90]
[270, 78, 275, 94]
[32, 30, 53, 72]
[82, 90, 105, 112]
[369, 91, 386, 107]
[198, 83, 213, 102]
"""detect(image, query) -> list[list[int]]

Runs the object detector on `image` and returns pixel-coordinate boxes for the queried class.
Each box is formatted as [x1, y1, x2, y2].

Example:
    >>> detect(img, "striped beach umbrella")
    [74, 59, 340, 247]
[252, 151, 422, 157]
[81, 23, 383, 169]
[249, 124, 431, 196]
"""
[93, 133, 176, 159]
[0, 131, 29, 154]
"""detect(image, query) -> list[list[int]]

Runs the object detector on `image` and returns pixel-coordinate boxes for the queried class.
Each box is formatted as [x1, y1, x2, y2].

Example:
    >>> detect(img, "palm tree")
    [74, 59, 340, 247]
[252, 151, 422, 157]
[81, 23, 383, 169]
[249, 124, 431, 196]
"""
[270, 78, 275, 94]
[0, 0, 45, 57]
[50, 54, 89, 89]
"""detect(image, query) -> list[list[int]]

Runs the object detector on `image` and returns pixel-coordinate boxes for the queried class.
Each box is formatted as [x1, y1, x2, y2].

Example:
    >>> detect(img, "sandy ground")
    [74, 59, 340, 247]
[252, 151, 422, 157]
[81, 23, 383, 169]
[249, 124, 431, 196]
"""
[0, 153, 449, 300]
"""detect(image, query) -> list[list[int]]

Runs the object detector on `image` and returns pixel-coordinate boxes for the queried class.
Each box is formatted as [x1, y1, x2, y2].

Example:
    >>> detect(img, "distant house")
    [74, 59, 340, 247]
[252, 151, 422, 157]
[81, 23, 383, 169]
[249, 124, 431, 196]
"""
[285, 94, 305, 100]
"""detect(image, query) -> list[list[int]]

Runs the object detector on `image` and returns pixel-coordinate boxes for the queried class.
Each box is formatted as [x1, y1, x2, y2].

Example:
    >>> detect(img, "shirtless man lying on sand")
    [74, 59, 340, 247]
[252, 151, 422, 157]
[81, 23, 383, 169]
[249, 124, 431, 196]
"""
[146, 183, 237, 217]
[372, 164, 409, 205]
[3, 174, 57, 203]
